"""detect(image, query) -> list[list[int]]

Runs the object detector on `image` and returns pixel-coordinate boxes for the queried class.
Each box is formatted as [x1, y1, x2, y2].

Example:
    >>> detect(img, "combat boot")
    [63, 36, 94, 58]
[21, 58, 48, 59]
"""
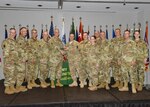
[5, 86, 14, 95]
[16, 86, 27, 93]
[119, 82, 129, 91]
[51, 80, 55, 88]
[31, 80, 40, 88]
[56, 80, 63, 87]
[40, 81, 47, 88]
[137, 84, 143, 91]
[105, 83, 110, 90]
[27, 81, 33, 89]
[132, 84, 137, 94]
[97, 82, 105, 89]
[69, 81, 78, 87]
[111, 80, 119, 88]
[88, 86, 97, 91]
[118, 81, 123, 89]
[10, 85, 17, 93]
[79, 81, 84, 88]
[89, 80, 92, 87]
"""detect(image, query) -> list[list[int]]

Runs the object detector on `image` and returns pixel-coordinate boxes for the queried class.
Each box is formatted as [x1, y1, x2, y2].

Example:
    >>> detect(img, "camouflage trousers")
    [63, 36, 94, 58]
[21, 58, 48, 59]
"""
[49, 59, 63, 81]
[136, 60, 145, 85]
[86, 61, 98, 86]
[98, 61, 110, 84]
[111, 59, 122, 81]
[39, 63, 49, 82]
[16, 62, 26, 86]
[78, 58, 88, 83]
[3, 62, 16, 87]
[68, 58, 80, 81]
[121, 62, 137, 84]
[27, 61, 38, 81]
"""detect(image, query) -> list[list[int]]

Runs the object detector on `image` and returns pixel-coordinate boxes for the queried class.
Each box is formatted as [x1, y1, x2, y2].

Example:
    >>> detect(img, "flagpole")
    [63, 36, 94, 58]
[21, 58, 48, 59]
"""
[119, 24, 122, 36]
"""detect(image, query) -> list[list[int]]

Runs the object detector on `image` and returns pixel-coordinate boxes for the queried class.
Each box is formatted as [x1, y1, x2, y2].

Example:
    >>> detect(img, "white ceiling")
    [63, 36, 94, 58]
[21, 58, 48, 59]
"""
[0, 0, 150, 12]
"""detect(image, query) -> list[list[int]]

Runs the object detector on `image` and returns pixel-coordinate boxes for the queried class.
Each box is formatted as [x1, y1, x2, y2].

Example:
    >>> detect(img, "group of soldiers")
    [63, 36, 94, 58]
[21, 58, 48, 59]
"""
[1, 26, 148, 95]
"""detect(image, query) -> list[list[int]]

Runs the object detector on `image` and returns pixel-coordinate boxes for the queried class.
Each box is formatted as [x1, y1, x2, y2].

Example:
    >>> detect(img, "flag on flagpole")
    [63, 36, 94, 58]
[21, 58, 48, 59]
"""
[61, 18, 66, 44]
[106, 25, 109, 39]
[87, 26, 90, 35]
[19, 24, 22, 36]
[79, 17, 83, 42]
[144, 21, 149, 71]
[4, 25, 8, 39]
[49, 16, 54, 37]
[94, 26, 96, 34]
[26, 25, 30, 39]
[70, 18, 75, 36]
[100, 25, 102, 33]
[112, 25, 115, 38]
[40, 24, 43, 39]
[132, 23, 135, 40]
[75, 26, 78, 41]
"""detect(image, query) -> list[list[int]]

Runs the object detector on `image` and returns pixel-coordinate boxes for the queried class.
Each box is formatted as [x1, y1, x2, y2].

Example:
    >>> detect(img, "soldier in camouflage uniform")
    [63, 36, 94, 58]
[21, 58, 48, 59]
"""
[111, 28, 124, 89]
[15, 27, 28, 93]
[98, 31, 112, 90]
[1, 28, 17, 94]
[64, 33, 81, 87]
[134, 30, 148, 91]
[86, 36, 99, 91]
[26, 29, 39, 89]
[38, 31, 50, 88]
[78, 32, 90, 88]
[95, 31, 101, 45]
[49, 28, 64, 88]
[119, 30, 137, 93]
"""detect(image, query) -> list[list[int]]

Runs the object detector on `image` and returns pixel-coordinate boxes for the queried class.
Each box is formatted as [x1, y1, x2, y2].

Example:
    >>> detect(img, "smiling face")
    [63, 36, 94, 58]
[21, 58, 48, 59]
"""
[42, 31, 48, 41]
[100, 31, 106, 40]
[134, 31, 140, 39]
[69, 33, 74, 41]
[9, 28, 16, 39]
[83, 32, 88, 40]
[54, 28, 59, 37]
[31, 29, 38, 39]
[90, 36, 96, 44]
[124, 30, 130, 39]
[20, 27, 27, 38]
[115, 29, 121, 37]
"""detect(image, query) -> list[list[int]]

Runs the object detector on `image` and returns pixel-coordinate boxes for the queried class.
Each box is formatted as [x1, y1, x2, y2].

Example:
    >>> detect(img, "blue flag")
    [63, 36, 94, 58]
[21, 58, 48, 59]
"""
[40, 28, 43, 39]
[5, 27, 8, 39]
[112, 27, 115, 38]
[49, 21, 54, 37]
[106, 28, 109, 39]
[75, 27, 78, 41]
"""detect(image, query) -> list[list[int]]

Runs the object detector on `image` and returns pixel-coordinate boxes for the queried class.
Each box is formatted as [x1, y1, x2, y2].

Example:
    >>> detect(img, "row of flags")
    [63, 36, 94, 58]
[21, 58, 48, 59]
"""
[3, 18, 150, 71]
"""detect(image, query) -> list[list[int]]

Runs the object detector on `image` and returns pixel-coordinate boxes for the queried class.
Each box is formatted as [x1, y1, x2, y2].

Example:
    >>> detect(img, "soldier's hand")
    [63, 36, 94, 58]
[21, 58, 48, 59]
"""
[144, 58, 147, 64]
[131, 61, 136, 66]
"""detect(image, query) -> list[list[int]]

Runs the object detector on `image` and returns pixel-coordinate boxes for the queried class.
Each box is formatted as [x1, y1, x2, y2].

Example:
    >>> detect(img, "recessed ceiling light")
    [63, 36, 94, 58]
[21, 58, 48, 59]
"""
[5, 4, 11, 6]
[106, 7, 110, 9]
[76, 6, 81, 8]
[134, 7, 139, 9]
[37, 5, 43, 7]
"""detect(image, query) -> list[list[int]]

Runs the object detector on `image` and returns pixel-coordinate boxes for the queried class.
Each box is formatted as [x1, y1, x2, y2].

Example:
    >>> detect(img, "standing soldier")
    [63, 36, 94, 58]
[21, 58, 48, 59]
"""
[49, 28, 64, 88]
[134, 30, 148, 91]
[86, 36, 99, 91]
[119, 30, 137, 93]
[95, 31, 101, 45]
[64, 33, 80, 87]
[78, 32, 90, 87]
[26, 29, 39, 89]
[15, 27, 28, 93]
[1, 28, 17, 94]
[98, 31, 112, 90]
[38, 31, 50, 88]
[111, 28, 124, 89]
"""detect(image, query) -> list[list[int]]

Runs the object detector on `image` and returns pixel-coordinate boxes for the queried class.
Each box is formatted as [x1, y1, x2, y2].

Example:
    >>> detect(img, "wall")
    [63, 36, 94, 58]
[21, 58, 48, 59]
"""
[0, 9, 138, 79]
